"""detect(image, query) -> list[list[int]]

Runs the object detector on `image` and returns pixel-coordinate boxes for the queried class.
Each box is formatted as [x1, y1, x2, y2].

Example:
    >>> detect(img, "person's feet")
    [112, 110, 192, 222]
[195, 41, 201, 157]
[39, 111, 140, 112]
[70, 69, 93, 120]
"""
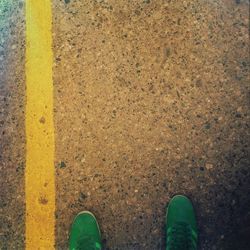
[166, 195, 198, 250]
[69, 195, 197, 250]
[69, 211, 102, 250]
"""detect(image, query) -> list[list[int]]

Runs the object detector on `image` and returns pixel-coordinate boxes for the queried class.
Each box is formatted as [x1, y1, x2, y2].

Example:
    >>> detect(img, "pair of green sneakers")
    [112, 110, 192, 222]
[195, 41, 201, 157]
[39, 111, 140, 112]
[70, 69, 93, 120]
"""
[69, 195, 198, 250]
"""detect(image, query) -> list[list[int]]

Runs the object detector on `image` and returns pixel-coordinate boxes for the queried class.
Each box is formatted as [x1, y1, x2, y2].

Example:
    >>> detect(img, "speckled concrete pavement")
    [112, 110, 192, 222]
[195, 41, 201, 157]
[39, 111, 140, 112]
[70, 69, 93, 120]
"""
[0, 0, 25, 249]
[1, 0, 250, 249]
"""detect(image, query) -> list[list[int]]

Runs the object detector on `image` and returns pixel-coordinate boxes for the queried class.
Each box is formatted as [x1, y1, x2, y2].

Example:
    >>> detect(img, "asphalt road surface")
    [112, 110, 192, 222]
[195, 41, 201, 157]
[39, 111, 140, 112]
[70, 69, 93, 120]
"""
[0, 0, 249, 249]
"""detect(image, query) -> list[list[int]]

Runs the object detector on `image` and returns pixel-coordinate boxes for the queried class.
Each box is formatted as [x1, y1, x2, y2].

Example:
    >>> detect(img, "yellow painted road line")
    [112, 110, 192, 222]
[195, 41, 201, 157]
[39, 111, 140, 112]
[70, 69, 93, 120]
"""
[25, 0, 55, 249]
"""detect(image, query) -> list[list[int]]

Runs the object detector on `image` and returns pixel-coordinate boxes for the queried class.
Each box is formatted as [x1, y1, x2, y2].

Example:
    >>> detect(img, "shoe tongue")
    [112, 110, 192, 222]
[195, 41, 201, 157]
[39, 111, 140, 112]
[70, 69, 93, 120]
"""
[167, 222, 191, 250]
[77, 235, 100, 250]
[171, 222, 197, 250]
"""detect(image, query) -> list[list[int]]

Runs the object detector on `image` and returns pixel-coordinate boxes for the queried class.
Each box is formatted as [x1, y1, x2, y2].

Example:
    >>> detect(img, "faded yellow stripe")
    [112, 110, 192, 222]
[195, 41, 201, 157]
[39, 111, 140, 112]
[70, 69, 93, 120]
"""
[25, 0, 55, 249]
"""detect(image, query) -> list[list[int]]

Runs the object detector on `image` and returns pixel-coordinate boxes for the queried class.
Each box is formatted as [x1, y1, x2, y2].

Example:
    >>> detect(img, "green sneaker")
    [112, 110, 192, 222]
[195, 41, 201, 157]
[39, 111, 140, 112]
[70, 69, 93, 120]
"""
[166, 195, 198, 250]
[69, 211, 102, 250]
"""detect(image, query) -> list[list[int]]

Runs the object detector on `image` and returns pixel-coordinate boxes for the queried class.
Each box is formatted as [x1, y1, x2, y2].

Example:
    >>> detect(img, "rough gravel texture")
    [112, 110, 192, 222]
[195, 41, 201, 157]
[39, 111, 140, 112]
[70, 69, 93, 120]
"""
[53, 1, 249, 250]
[0, 0, 25, 249]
